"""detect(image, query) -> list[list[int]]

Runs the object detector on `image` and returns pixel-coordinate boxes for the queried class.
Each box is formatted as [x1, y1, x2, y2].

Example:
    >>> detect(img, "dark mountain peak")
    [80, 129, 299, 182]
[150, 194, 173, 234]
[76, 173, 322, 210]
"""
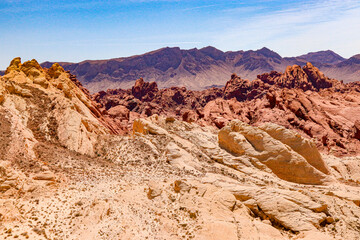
[258, 47, 271, 52]
[200, 46, 223, 53]
[323, 50, 337, 53]
[338, 54, 360, 66]
[41, 61, 54, 69]
[298, 50, 345, 64]
[350, 54, 360, 60]
[186, 47, 200, 53]
[148, 46, 181, 55]
[182, 47, 206, 59]
[199, 46, 225, 60]
[234, 47, 282, 70]
[255, 47, 282, 59]
[140, 47, 183, 72]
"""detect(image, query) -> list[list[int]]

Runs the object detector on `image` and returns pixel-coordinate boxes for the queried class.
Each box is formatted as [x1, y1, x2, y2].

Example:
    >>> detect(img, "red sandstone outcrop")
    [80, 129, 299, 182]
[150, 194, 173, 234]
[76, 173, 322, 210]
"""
[132, 78, 159, 101]
[93, 63, 360, 156]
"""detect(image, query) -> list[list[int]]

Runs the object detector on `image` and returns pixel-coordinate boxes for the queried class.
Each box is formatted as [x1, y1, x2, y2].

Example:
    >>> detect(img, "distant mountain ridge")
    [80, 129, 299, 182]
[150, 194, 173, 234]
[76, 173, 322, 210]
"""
[297, 50, 345, 64]
[22, 47, 360, 92]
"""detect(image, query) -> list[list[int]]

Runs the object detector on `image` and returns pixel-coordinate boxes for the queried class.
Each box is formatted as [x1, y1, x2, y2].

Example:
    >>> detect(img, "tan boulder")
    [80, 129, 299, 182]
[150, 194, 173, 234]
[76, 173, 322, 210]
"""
[259, 123, 330, 174]
[133, 118, 167, 135]
[33, 171, 56, 181]
[182, 109, 198, 123]
[5, 82, 33, 97]
[4, 57, 21, 74]
[33, 77, 49, 88]
[48, 63, 65, 79]
[173, 180, 191, 194]
[218, 120, 331, 185]
[20, 59, 44, 80]
[147, 181, 162, 199]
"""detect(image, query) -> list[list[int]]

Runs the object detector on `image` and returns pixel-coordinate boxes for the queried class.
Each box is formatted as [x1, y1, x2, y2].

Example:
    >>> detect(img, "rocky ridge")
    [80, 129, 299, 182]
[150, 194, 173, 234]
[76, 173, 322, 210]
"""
[0, 58, 360, 239]
[0, 57, 121, 158]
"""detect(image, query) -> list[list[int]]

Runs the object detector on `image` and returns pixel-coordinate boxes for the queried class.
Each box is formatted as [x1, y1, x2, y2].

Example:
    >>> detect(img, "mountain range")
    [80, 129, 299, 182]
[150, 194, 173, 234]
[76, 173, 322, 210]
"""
[3, 47, 360, 93]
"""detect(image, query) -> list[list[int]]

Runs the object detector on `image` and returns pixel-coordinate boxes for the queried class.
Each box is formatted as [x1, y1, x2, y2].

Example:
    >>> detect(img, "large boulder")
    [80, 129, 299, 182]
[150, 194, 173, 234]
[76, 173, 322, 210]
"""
[133, 117, 167, 135]
[218, 120, 332, 185]
[258, 123, 330, 174]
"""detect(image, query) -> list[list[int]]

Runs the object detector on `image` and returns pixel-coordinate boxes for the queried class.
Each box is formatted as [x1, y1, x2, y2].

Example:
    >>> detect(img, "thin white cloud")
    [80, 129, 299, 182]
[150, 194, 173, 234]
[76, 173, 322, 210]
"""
[182, 4, 222, 11]
[213, 0, 360, 58]
[222, 6, 266, 14]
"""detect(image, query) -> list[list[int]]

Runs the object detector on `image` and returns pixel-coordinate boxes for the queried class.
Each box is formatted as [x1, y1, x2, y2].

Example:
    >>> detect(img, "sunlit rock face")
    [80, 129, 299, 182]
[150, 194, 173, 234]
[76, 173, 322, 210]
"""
[0, 57, 116, 157]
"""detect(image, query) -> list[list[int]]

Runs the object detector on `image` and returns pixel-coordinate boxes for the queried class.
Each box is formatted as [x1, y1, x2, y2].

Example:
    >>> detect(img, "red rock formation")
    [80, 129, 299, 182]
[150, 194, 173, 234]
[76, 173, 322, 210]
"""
[132, 78, 158, 101]
[256, 62, 337, 91]
[92, 63, 360, 156]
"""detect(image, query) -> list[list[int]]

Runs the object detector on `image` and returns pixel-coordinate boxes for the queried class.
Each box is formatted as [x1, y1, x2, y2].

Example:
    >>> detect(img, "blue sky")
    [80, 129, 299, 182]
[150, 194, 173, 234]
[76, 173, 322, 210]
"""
[1, 0, 360, 69]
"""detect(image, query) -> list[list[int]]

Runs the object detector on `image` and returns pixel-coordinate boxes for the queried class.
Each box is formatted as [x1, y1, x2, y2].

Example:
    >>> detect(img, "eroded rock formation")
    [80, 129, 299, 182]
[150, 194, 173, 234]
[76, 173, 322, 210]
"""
[0, 57, 118, 157]
[93, 63, 360, 156]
